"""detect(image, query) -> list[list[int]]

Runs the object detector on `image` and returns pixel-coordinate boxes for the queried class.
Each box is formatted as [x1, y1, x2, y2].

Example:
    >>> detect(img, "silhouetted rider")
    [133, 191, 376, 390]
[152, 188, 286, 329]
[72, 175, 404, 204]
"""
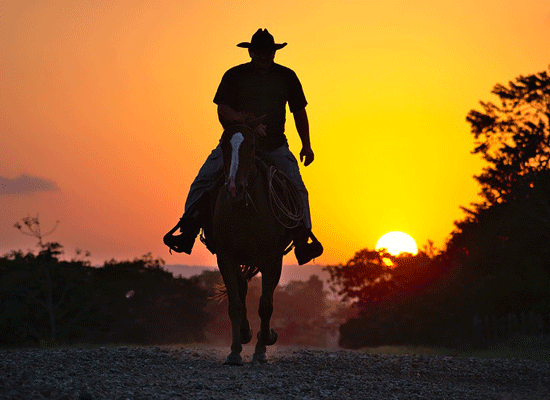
[174, 28, 322, 265]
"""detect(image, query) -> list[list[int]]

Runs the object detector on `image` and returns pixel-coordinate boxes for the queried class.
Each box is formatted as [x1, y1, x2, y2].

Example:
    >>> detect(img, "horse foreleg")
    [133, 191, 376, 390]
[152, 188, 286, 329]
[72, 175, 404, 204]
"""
[218, 257, 245, 366]
[237, 271, 253, 344]
[253, 261, 282, 363]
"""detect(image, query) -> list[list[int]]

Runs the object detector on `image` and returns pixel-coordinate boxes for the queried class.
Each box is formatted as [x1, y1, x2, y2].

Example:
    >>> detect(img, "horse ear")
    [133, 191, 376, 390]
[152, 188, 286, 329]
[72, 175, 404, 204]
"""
[249, 114, 267, 128]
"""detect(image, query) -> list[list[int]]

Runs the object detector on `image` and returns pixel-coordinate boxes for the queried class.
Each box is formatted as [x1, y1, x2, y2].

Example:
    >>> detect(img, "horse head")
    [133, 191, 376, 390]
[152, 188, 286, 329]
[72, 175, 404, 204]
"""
[220, 116, 265, 200]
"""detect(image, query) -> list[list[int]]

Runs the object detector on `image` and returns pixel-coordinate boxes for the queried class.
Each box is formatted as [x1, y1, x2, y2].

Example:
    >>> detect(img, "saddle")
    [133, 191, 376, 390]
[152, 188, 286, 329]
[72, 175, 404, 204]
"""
[201, 155, 303, 254]
[164, 155, 303, 256]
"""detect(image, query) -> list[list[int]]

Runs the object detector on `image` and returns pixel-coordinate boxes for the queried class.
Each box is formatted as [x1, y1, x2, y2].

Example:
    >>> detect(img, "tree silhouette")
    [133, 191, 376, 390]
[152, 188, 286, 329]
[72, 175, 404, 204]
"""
[432, 67, 550, 342]
[14, 215, 60, 246]
[324, 249, 434, 311]
[454, 67, 550, 309]
[96, 254, 209, 344]
[1, 249, 210, 346]
[324, 249, 392, 308]
[13, 216, 62, 342]
[332, 67, 550, 348]
[326, 248, 456, 348]
[466, 66, 550, 207]
[2, 217, 211, 346]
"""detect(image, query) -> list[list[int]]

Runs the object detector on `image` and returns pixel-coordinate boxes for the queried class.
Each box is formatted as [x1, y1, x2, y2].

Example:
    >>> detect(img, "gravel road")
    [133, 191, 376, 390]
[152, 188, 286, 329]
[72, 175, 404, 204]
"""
[1, 345, 549, 400]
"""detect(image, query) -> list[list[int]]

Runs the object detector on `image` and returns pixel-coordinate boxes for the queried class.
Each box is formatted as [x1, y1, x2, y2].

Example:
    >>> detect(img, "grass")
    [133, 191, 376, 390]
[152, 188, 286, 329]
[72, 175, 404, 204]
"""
[360, 336, 550, 362]
[467, 336, 550, 362]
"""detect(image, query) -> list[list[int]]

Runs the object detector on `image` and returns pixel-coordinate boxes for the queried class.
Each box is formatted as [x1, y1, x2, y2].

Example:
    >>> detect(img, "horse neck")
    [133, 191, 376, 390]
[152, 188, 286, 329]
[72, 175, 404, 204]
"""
[246, 160, 264, 199]
[228, 160, 268, 214]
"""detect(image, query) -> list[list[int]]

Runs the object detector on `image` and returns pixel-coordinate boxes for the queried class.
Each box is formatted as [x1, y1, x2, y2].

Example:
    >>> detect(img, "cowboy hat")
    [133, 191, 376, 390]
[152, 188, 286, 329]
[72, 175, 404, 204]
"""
[237, 29, 287, 51]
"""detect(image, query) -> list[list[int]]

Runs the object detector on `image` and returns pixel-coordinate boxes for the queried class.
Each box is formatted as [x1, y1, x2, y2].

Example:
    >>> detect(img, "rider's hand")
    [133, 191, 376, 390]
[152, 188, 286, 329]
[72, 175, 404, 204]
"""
[300, 146, 314, 166]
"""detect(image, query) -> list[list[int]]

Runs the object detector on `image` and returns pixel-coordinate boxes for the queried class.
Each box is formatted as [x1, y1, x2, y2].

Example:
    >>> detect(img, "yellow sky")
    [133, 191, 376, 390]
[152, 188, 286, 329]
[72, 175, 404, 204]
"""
[1, 0, 549, 267]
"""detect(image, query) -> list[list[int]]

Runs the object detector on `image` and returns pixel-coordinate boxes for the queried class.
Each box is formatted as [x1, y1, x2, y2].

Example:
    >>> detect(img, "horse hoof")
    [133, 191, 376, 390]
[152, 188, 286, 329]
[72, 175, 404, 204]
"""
[252, 352, 268, 364]
[223, 354, 244, 366]
[258, 329, 278, 346]
[241, 327, 253, 344]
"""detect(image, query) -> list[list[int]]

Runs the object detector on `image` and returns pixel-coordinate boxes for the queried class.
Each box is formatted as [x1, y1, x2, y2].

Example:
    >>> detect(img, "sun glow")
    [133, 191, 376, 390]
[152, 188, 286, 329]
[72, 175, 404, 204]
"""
[376, 231, 418, 256]
[2, 1, 549, 266]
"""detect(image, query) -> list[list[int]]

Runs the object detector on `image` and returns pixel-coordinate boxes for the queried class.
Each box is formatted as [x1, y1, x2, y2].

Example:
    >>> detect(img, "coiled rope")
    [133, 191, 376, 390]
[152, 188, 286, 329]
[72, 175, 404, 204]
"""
[268, 165, 305, 229]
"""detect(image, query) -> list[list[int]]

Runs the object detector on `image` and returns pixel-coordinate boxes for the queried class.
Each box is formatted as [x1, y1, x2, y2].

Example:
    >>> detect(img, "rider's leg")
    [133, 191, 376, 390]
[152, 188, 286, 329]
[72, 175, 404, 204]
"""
[184, 145, 223, 214]
[268, 146, 323, 265]
[176, 145, 223, 254]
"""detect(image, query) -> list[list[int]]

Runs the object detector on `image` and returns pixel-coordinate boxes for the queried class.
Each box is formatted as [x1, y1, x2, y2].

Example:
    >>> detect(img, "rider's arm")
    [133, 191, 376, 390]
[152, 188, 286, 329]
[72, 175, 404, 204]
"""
[217, 104, 267, 136]
[217, 104, 242, 129]
[293, 107, 314, 166]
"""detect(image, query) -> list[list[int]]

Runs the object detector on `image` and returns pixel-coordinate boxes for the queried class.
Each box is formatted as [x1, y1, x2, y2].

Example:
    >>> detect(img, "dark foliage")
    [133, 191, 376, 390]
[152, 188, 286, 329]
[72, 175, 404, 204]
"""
[324, 249, 435, 309]
[0, 246, 209, 347]
[331, 67, 550, 349]
[325, 248, 460, 347]
[466, 66, 550, 207]
[449, 65, 550, 317]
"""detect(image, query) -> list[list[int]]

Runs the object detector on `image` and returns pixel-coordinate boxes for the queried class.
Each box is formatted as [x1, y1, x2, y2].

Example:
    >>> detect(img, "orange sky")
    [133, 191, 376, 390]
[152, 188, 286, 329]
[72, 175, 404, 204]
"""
[1, 0, 550, 267]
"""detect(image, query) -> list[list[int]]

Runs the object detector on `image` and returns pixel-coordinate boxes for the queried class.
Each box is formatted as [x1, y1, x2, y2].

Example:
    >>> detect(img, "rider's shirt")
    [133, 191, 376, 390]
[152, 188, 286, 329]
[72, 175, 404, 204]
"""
[214, 62, 307, 151]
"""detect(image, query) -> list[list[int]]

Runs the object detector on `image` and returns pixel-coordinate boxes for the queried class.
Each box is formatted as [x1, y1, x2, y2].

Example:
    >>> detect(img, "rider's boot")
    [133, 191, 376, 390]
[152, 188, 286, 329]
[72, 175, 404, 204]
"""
[163, 211, 201, 255]
[293, 227, 324, 265]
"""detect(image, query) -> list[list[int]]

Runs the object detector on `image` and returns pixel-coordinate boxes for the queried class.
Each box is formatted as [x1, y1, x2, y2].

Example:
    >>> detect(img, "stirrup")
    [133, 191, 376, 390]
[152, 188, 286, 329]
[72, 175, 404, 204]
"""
[294, 231, 323, 265]
[163, 216, 200, 255]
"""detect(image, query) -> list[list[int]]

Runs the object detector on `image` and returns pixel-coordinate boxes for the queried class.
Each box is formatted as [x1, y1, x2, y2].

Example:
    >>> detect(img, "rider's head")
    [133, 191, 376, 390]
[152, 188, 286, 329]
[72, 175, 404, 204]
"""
[237, 29, 286, 70]
[248, 48, 276, 70]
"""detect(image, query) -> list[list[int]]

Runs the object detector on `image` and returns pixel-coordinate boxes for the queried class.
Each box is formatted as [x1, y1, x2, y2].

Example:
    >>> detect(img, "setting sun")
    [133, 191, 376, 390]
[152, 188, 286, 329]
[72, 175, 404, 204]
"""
[1, 1, 549, 267]
[376, 231, 418, 256]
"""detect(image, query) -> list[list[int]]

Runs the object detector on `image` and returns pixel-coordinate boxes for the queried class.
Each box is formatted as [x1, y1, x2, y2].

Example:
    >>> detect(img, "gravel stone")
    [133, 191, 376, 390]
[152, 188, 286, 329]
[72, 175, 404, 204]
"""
[0, 346, 548, 399]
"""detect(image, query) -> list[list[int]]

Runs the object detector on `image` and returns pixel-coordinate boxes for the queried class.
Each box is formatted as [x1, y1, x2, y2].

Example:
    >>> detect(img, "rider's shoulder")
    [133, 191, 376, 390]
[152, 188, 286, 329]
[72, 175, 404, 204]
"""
[224, 62, 254, 75]
[272, 63, 300, 80]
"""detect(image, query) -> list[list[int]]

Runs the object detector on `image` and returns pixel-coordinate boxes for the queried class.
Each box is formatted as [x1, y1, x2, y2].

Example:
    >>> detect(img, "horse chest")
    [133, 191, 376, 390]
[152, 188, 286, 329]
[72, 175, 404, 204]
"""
[214, 204, 272, 239]
[213, 194, 284, 259]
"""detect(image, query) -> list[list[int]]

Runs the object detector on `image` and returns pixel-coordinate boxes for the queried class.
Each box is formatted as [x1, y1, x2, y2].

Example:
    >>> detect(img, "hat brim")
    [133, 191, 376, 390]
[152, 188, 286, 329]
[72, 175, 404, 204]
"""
[237, 42, 287, 50]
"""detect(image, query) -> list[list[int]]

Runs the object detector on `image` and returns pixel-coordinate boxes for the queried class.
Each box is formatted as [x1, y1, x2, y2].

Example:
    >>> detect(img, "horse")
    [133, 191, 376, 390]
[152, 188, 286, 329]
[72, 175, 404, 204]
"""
[210, 121, 294, 365]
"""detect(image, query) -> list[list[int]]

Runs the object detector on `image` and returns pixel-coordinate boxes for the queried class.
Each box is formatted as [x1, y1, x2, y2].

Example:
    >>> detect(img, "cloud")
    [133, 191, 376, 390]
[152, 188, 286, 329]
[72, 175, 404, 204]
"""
[0, 174, 60, 195]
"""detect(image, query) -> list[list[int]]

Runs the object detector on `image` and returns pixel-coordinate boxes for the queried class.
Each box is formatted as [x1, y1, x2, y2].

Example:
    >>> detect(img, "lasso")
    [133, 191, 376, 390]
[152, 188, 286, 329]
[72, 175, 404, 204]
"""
[268, 165, 305, 229]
